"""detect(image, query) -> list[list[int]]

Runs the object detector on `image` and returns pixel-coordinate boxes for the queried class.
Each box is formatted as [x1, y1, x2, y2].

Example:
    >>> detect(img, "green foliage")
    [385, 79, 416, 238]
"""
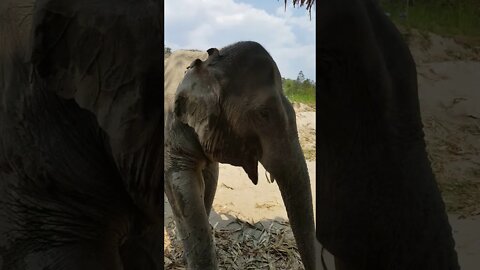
[380, 0, 480, 40]
[282, 75, 316, 106]
[164, 46, 172, 56]
[296, 70, 305, 83]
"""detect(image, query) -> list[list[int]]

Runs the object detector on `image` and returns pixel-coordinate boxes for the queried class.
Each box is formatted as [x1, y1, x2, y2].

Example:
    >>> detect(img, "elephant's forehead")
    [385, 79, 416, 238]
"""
[226, 87, 281, 111]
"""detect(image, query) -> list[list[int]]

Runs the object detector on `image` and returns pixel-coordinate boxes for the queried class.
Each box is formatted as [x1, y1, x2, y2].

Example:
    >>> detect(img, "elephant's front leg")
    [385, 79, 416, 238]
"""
[165, 168, 217, 270]
[202, 161, 219, 216]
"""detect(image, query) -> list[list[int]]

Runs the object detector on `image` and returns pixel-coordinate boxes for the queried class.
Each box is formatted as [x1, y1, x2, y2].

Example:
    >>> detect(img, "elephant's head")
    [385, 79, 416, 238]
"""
[173, 41, 315, 269]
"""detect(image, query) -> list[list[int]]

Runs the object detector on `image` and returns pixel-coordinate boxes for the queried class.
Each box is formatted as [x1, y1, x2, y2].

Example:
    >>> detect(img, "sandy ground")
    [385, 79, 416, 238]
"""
[164, 32, 480, 269]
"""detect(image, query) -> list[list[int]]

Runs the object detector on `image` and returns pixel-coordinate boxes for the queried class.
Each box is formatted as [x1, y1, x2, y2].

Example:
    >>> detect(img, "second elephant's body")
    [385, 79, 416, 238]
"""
[0, 1, 163, 269]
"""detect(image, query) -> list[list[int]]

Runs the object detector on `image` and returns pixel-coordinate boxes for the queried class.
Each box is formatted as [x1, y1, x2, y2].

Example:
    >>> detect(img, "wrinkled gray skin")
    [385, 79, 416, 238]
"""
[1, 1, 163, 269]
[164, 42, 315, 270]
[318, 0, 459, 269]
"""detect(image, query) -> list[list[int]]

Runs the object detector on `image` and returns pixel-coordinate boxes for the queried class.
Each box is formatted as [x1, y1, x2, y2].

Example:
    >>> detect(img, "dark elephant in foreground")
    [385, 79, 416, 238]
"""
[317, 0, 459, 269]
[1, 0, 163, 269]
[164, 43, 315, 269]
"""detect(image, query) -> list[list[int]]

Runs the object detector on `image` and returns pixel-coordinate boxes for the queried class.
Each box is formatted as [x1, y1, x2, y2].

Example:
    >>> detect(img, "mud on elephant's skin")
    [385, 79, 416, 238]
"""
[164, 42, 316, 269]
[1, 1, 163, 269]
[317, 0, 459, 269]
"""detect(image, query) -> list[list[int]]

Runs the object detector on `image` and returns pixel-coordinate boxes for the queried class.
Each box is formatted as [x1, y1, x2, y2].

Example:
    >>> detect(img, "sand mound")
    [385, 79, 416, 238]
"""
[400, 27, 480, 63]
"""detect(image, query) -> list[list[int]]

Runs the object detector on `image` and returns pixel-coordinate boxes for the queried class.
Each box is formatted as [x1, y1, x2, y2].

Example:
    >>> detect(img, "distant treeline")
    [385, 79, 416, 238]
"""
[282, 71, 316, 106]
[380, 0, 480, 39]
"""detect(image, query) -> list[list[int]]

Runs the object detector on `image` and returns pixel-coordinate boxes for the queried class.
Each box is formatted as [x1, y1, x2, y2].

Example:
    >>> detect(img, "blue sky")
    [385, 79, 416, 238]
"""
[165, 0, 316, 81]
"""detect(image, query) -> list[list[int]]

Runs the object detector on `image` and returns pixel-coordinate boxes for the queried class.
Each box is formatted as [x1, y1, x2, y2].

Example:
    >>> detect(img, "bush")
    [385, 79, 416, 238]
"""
[380, 0, 480, 39]
[282, 76, 316, 107]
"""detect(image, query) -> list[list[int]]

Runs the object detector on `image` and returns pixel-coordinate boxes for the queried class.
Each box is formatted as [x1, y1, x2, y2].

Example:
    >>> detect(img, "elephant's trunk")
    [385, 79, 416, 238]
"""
[268, 138, 315, 270]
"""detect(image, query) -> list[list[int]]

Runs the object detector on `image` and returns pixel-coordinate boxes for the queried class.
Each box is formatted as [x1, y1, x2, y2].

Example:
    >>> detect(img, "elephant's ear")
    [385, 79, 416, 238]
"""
[29, 1, 163, 154]
[205, 48, 223, 66]
[174, 58, 221, 150]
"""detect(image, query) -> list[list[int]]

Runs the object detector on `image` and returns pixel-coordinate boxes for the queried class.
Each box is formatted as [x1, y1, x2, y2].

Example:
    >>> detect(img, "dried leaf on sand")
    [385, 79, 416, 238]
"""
[164, 218, 305, 270]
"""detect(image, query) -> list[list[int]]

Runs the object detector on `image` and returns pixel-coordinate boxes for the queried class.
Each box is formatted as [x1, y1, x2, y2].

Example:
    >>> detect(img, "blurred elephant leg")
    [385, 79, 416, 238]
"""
[202, 162, 219, 216]
[165, 170, 217, 270]
[120, 227, 163, 270]
[334, 256, 365, 270]
[21, 242, 124, 270]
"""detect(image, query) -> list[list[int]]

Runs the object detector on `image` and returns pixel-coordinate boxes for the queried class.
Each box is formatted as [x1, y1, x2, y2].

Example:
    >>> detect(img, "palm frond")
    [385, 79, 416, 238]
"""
[284, 0, 315, 12]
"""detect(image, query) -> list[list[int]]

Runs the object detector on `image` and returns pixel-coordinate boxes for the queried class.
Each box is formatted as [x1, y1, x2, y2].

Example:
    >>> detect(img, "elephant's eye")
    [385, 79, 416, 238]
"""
[259, 109, 270, 121]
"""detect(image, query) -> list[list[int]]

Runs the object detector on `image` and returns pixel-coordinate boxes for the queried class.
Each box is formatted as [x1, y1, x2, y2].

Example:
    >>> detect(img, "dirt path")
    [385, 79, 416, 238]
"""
[419, 61, 480, 217]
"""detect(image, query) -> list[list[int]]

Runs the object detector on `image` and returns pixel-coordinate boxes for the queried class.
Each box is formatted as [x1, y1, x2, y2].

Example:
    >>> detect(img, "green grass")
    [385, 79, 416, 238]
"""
[285, 91, 316, 106]
[283, 78, 316, 107]
[380, 1, 480, 43]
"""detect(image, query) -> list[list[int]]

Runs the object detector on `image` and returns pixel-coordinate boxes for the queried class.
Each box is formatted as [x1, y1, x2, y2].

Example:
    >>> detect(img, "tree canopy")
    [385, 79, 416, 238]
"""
[284, 0, 315, 16]
[285, 0, 315, 12]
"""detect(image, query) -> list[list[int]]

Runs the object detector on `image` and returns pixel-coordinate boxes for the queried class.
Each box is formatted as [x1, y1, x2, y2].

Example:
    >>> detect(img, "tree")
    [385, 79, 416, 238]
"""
[164, 46, 172, 55]
[296, 71, 305, 83]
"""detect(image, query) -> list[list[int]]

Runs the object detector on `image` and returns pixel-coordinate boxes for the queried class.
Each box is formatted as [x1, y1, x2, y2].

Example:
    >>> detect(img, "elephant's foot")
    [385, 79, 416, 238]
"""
[178, 217, 218, 270]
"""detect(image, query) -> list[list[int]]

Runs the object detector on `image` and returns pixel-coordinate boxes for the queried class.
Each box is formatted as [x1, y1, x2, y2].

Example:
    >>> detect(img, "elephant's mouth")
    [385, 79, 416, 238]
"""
[207, 130, 262, 185]
[226, 135, 262, 185]
[241, 144, 261, 185]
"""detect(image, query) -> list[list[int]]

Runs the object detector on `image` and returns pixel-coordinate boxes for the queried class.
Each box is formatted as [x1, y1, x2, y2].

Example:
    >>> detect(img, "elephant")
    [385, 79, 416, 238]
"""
[1, 0, 164, 269]
[317, 0, 460, 269]
[164, 42, 315, 269]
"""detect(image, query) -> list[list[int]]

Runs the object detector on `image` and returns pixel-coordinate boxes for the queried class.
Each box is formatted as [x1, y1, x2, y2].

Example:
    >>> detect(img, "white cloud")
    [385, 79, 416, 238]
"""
[165, 0, 315, 80]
